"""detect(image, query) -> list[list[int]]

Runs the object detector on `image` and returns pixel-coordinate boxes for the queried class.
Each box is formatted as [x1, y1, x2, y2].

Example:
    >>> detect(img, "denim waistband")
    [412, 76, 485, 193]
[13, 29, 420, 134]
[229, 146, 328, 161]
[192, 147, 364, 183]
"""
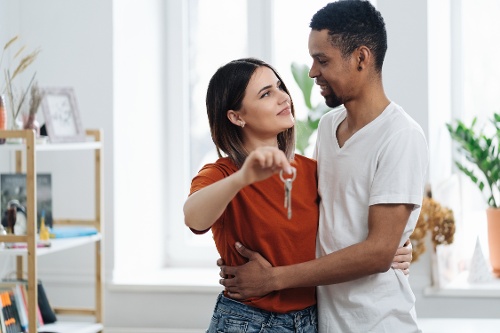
[214, 292, 317, 327]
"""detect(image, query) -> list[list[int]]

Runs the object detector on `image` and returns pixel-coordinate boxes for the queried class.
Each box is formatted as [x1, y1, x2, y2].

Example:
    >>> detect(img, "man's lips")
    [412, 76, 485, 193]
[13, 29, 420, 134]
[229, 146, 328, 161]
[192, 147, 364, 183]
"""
[316, 81, 332, 96]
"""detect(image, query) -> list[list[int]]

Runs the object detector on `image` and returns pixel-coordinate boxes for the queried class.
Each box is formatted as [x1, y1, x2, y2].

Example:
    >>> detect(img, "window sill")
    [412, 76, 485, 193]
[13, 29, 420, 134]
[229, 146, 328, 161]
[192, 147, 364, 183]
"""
[109, 268, 500, 297]
[109, 267, 223, 293]
[424, 271, 500, 298]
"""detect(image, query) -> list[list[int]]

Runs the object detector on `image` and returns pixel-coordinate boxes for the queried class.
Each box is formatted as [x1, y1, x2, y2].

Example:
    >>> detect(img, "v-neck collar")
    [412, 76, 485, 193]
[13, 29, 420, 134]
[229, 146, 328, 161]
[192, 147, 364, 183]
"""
[334, 102, 393, 151]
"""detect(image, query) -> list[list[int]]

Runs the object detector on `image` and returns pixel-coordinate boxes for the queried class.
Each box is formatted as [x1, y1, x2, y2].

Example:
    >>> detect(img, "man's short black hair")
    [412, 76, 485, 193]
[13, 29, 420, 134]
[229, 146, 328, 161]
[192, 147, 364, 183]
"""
[310, 0, 387, 72]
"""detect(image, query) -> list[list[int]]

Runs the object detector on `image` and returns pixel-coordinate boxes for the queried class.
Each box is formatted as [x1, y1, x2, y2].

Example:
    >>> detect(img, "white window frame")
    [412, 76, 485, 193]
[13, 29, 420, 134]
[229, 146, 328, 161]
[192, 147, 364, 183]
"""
[164, 0, 274, 267]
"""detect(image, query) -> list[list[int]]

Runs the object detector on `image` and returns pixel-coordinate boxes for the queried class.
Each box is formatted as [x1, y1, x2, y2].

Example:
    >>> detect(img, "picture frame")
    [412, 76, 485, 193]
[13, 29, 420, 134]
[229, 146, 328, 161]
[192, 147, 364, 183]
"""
[40, 87, 85, 143]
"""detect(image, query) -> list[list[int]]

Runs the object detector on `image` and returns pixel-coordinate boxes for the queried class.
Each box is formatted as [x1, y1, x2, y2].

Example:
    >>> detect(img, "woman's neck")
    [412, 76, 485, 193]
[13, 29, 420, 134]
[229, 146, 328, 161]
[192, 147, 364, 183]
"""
[243, 136, 279, 152]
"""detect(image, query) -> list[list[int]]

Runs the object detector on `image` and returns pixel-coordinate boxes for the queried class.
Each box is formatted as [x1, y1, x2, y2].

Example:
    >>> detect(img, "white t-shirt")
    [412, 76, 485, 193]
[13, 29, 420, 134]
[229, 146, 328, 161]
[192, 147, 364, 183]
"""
[314, 102, 429, 333]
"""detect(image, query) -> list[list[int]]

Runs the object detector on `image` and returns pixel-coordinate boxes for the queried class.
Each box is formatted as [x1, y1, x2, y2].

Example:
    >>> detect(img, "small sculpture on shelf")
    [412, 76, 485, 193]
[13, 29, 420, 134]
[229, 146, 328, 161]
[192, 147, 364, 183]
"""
[1, 199, 27, 235]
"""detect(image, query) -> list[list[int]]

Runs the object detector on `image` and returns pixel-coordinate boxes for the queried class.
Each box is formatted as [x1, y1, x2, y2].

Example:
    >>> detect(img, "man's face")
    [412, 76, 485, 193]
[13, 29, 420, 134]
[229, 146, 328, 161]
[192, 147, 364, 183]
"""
[308, 29, 358, 108]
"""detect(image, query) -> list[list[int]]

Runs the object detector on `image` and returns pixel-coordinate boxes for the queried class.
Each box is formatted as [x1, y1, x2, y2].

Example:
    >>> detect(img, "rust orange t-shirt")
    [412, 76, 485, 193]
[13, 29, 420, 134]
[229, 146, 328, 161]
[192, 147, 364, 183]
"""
[189, 154, 319, 313]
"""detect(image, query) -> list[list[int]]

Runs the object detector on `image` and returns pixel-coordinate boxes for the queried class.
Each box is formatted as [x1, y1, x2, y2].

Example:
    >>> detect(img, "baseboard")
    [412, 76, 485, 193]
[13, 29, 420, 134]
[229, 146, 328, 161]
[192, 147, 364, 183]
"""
[105, 328, 203, 333]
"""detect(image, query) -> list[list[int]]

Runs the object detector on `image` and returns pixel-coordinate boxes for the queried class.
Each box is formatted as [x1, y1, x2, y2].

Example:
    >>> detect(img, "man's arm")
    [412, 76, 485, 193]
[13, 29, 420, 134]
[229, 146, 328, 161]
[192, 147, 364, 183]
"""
[220, 203, 413, 300]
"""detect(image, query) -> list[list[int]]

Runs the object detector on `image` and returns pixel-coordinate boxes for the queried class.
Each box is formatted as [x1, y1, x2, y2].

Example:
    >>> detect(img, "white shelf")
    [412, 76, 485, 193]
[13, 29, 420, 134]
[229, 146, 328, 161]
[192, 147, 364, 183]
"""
[0, 140, 101, 152]
[419, 318, 500, 333]
[0, 129, 104, 333]
[424, 271, 500, 298]
[0, 234, 102, 256]
[38, 321, 103, 333]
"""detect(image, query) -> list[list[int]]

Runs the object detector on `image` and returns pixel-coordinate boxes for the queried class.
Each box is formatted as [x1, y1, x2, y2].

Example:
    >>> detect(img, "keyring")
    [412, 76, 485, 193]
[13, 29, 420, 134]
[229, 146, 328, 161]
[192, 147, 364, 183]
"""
[279, 167, 296, 182]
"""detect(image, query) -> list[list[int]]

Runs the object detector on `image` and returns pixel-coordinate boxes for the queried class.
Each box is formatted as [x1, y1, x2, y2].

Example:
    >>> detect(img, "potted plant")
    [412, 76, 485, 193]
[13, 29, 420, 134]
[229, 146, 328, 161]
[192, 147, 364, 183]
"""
[290, 62, 331, 155]
[446, 113, 500, 276]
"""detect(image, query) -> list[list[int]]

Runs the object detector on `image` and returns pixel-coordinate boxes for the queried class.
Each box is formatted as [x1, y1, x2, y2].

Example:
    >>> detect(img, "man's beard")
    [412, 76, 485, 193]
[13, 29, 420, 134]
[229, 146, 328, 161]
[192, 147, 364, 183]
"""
[324, 90, 343, 108]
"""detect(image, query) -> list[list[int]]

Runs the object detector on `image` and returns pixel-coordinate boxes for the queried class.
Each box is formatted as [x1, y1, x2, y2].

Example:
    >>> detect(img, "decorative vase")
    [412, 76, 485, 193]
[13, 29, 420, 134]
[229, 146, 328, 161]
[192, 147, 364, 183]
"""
[0, 94, 6, 144]
[23, 113, 40, 136]
[486, 207, 500, 277]
[6, 113, 24, 144]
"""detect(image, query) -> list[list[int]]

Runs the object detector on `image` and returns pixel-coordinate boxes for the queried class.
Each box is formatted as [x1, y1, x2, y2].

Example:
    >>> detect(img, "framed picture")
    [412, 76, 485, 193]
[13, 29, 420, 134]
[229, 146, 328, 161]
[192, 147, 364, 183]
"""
[40, 87, 85, 143]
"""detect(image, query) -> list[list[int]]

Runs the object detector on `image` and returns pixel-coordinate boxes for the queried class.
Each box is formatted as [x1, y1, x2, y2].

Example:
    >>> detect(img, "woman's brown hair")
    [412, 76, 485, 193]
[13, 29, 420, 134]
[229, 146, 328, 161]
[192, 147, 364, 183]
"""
[205, 58, 296, 168]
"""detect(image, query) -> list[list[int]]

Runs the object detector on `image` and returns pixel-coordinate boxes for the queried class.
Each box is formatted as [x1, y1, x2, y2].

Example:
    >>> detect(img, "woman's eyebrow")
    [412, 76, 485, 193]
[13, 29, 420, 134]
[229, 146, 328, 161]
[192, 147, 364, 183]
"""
[257, 80, 281, 95]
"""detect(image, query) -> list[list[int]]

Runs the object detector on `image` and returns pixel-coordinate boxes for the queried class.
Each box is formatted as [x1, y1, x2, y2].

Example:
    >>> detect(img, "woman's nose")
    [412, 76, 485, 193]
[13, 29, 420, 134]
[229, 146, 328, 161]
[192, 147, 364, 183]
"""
[279, 91, 291, 105]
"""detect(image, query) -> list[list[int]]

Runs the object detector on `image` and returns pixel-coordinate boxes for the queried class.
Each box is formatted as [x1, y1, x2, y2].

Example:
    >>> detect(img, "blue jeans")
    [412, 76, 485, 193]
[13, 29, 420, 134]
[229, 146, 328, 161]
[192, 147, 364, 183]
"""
[206, 292, 318, 333]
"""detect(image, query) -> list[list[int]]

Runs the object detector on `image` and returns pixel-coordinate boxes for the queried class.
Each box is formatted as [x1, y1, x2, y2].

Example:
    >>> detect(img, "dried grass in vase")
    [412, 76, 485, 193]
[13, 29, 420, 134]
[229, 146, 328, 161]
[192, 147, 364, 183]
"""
[0, 35, 41, 127]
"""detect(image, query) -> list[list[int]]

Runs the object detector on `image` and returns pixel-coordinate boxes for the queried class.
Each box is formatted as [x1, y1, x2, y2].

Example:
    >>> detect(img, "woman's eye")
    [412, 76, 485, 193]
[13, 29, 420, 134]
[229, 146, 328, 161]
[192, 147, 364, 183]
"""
[261, 91, 270, 98]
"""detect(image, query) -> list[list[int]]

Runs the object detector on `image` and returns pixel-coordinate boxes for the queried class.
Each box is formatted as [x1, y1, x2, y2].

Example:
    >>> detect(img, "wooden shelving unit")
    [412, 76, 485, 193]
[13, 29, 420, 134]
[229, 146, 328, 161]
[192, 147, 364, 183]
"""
[0, 129, 103, 333]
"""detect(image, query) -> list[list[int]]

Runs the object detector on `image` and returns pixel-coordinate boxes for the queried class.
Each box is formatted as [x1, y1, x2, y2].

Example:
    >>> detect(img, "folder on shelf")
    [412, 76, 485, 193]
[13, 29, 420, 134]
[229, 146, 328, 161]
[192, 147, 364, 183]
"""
[49, 226, 98, 239]
[1, 280, 50, 328]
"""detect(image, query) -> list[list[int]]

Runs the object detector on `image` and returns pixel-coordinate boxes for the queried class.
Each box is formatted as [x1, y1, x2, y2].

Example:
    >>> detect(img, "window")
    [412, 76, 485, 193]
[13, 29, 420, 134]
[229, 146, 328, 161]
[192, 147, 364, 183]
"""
[165, 0, 250, 267]
[164, 0, 334, 268]
[430, 0, 500, 287]
[273, 0, 332, 127]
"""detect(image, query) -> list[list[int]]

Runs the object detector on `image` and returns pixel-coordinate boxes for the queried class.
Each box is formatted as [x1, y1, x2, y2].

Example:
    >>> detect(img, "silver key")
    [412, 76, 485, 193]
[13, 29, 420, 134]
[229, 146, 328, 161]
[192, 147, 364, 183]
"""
[280, 168, 296, 220]
[285, 179, 292, 219]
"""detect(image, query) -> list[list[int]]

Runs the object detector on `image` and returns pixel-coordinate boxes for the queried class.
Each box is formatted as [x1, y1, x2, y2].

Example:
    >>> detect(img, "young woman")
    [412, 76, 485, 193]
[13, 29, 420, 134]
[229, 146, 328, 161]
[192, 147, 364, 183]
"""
[184, 58, 411, 332]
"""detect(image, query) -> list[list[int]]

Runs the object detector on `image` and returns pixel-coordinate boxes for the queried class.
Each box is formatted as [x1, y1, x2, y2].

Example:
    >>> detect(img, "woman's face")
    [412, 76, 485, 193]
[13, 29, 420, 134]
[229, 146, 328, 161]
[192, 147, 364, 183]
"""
[237, 66, 294, 139]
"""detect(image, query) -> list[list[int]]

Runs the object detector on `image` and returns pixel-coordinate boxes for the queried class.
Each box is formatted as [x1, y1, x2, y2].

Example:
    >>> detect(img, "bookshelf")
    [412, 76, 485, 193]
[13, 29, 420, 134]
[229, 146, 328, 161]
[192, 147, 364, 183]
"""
[0, 129, 103, 333]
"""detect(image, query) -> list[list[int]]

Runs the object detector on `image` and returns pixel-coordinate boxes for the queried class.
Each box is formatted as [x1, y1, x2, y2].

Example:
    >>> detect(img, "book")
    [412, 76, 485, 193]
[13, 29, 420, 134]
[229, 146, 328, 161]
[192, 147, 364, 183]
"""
[4, 242, 51, 249]
[0, 289, 22, 333]
[0, 281, 45, 330]
[7, 291, 22, 333]
[49, 226, 98, 239]
[19, 283, 44, 328]
[0, 173, 53, 230]
[0, 292, 6, 333]
[12, 285, 27, 332]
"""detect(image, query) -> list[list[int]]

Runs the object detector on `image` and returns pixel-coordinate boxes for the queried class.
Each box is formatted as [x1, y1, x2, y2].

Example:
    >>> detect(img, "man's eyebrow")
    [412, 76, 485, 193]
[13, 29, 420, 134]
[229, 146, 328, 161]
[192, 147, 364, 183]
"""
[311, 52, 327, 58]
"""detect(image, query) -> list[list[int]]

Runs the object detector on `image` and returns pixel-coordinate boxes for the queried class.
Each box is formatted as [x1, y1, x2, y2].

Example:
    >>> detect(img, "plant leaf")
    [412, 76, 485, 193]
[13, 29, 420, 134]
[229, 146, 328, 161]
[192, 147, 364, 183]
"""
[295, 119, 316, 154]
[291, 62, 314, 109]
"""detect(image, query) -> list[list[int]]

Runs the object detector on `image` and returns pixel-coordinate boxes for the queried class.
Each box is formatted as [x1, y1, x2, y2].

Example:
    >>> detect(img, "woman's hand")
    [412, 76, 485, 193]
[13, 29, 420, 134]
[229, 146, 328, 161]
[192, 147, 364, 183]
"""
[237, 146, 293, 187]
[392, 240, 413, 275]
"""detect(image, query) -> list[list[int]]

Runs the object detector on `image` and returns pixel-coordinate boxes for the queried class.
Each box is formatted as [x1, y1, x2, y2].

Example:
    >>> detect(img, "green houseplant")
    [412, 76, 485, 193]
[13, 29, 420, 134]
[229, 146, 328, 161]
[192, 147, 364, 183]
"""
[290, 62, 331, 155]
[446, 113, 500, 276]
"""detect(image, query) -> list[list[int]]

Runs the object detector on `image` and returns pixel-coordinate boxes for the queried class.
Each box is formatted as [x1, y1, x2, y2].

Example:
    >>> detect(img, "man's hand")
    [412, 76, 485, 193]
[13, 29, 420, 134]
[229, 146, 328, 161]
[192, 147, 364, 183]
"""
[391, 240, 412, 275]
[218, 242, 275, 300]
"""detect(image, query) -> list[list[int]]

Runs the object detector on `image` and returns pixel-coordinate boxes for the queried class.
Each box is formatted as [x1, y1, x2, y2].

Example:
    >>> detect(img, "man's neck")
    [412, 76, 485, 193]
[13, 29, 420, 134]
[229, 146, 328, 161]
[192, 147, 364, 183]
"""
[336, 85, 389, 148]
[343, 86, 390, 131]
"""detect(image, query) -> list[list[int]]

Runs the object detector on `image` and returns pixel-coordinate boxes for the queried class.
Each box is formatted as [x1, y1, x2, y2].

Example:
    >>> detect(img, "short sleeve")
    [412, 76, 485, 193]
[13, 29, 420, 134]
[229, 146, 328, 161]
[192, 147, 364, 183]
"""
[369, 127, 429, 208]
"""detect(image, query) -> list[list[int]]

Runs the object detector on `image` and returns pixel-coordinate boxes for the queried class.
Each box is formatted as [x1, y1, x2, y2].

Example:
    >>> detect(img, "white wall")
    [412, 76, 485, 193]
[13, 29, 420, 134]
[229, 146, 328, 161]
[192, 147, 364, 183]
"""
[0, 0, 116, 325]
[1, 0, 499, 331]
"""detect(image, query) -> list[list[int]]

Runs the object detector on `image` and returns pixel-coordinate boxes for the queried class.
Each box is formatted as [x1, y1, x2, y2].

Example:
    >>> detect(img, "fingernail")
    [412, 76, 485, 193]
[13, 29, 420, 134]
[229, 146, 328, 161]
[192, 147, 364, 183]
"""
[235, 242, 242, 248]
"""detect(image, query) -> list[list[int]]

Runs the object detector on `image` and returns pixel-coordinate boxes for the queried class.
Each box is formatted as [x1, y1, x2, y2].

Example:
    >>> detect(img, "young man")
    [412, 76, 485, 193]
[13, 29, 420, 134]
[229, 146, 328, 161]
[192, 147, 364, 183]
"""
[220, 1, 428, 332]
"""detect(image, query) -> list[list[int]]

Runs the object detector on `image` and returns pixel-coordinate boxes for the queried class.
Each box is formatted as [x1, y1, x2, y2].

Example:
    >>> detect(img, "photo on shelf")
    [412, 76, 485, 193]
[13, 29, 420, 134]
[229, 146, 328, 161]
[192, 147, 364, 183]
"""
[0, 173, 53, 230]
[40, 86, 86, 143]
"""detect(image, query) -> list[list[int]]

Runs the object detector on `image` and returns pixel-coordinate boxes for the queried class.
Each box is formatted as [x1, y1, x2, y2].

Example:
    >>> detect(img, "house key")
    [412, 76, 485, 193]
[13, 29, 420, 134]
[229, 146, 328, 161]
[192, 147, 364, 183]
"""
[280, 167, 296, 219]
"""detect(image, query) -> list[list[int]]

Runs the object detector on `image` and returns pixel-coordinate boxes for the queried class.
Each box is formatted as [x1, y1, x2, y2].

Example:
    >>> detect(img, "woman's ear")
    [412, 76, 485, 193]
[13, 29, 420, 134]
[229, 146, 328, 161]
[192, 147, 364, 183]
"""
[227, 110, 245, 128]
